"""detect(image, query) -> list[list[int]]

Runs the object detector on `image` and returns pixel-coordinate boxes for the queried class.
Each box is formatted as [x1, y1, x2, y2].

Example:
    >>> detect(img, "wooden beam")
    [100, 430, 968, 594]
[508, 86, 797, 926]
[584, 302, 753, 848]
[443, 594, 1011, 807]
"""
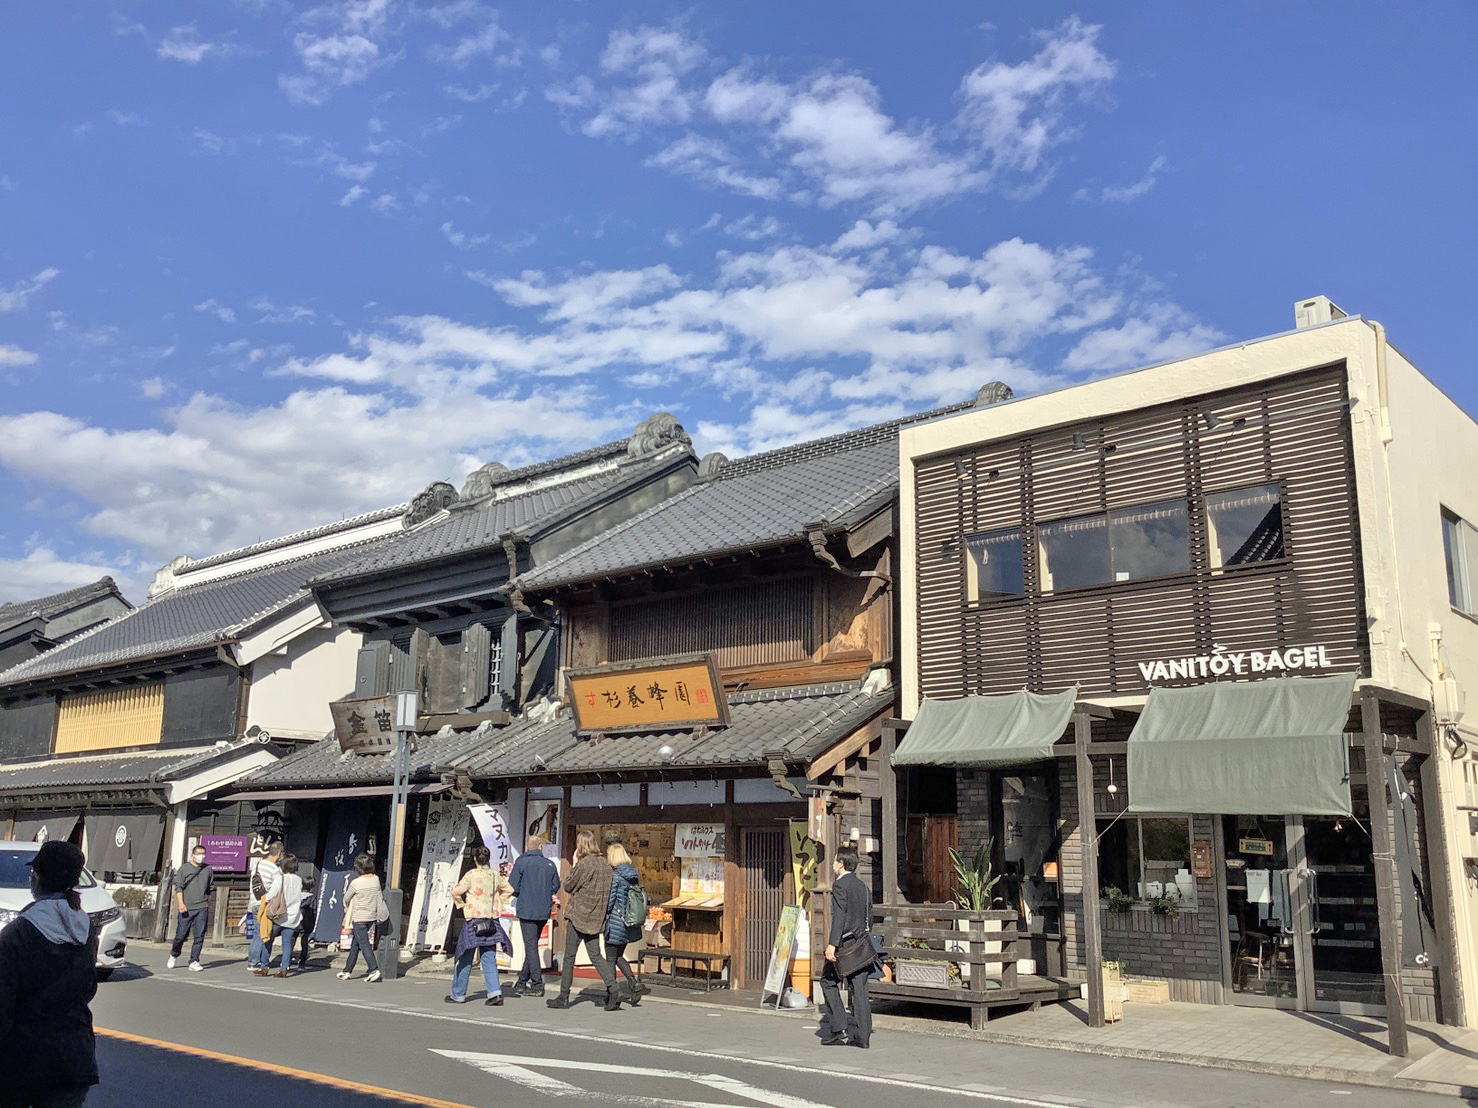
[880, 719, 900, 905]
[1361, 689, 1409, 1057]
[1416, 710, 1466, 1027]
[806, 715, 884, 782]
[1074, 706, 1105, 1029]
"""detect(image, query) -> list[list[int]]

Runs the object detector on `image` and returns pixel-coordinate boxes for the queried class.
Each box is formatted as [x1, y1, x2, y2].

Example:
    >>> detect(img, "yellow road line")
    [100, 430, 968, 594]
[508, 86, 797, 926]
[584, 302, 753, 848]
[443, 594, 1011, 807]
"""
[96, 1027, 478, 1108]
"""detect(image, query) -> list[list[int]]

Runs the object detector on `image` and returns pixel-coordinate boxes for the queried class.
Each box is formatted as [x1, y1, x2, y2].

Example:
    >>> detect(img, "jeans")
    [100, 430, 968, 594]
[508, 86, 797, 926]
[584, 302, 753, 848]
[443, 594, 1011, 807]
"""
[170, 907, 209, 963]
[451, 945, 501, 1000]
[819, 962, 872, 1046]
[270, 924, 296, 972]
[247, 912, 269, 969]
[515, 918, 545, 988]
[556, 923, 615, 999]
[344, 921, 378, 975]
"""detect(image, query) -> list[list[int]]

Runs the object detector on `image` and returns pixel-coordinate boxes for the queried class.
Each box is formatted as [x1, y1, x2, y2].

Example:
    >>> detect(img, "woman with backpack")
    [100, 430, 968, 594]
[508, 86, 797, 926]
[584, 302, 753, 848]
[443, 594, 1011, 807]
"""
[604, 842, 649, 1006]
[338, 853, 386, 983]
[445, 845, 514, 1005]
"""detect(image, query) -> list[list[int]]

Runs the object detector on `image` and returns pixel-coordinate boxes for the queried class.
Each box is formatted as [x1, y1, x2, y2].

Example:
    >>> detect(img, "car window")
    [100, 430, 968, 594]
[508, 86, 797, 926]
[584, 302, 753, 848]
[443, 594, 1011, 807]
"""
[0, 849, 99, 889]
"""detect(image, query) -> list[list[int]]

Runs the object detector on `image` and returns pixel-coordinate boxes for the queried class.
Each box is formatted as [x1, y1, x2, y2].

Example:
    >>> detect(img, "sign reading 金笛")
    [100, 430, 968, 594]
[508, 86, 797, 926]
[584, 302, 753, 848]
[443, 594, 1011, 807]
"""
[330, 694, 399, 754]
[566, 653, 728, 735]
[1137, 644, 1335, 685]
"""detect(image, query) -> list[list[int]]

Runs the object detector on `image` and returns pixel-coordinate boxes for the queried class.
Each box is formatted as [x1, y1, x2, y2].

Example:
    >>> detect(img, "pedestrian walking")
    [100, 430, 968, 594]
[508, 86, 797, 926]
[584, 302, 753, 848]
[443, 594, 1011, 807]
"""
[166, 842, 214, 972]
[295, 870, 316, 970]
[245, 842, 283, 975]
[507, 835, 559, 998]
[0, 841, 99, 1107]
[337, 853, 386, 983]
[819, 845, 874, 1049]
[545, 830, 620, 1012]
[445, 846, 513, 1006]
[603, 842, 648, 1006]
[264, 854, 304, 979]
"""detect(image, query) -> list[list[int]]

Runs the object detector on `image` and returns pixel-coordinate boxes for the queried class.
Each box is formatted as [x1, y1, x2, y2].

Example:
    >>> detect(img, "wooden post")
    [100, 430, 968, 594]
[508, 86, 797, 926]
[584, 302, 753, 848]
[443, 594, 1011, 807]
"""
[881, 720, 901, 905]
[1361, 689, 1409, 1058]
[1416, 710, 1466, 1027]
[1073, 705, 1105, 1028]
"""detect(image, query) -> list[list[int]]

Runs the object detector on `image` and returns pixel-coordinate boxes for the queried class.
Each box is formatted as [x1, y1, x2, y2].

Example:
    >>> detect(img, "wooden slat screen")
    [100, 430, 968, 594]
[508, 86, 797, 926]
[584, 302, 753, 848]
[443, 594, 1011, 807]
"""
[608, 577, 814, 669]
[55, 683, 165, 753]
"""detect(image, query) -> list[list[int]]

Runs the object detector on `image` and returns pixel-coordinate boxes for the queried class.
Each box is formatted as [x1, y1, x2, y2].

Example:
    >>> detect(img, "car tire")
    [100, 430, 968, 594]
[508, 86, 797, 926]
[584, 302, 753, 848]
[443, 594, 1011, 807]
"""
[95, 968, 114, 982]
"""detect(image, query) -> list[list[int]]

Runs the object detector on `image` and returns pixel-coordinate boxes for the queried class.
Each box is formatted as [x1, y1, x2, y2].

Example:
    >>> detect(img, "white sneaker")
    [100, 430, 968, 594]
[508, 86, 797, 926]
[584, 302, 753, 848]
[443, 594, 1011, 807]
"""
[336, 971, 352, 980]
[188, 961, 204, 972]
[365, 970, 382, 983]
[166, 956, 177, 969]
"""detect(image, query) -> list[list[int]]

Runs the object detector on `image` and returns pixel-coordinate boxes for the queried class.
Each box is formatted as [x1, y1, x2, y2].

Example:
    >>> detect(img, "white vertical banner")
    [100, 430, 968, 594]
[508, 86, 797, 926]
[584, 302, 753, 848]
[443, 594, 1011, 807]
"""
[407, 799, 470, 952]
[467, 802, 517, 877]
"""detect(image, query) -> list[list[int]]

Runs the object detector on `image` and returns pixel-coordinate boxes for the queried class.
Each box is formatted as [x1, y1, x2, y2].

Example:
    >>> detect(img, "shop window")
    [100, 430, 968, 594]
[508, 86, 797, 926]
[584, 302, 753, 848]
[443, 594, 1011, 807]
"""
[1206, 483, 1284, 568]
[964, 527, 1025, 603]
[1096, 816, 1195, 907]
[1038, 514, 1110, 591]
[1442, 508, 1478, 616]
[1108, 500, 1190, 581]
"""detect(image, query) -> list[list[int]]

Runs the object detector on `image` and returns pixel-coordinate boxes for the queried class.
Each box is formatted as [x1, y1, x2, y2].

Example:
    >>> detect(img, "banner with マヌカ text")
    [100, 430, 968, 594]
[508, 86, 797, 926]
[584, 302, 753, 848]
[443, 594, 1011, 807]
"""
[407, 799, 471, 951]
[467, 802, 517, 875]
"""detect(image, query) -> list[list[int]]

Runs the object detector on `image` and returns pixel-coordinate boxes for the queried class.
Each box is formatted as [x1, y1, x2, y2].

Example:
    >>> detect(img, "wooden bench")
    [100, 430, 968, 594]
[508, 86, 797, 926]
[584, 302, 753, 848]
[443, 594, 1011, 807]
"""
[639, 948, 730, 991]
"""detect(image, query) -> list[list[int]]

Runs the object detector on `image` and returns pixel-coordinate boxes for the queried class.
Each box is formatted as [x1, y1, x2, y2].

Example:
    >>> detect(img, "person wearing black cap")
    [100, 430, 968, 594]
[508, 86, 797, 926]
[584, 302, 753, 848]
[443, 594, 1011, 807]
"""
[0, 840, 99, 1106]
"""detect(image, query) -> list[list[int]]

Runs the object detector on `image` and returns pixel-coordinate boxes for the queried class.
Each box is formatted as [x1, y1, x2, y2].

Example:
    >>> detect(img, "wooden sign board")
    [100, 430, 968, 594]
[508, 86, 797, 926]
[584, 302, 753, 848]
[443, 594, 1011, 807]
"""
[330, 694, 399, 755]
[567, 653, 728, 735]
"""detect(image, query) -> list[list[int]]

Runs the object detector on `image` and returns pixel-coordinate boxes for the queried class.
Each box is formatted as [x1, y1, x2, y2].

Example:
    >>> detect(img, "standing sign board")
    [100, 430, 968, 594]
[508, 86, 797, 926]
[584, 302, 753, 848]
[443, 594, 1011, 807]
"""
[761, 904, 803, 1006]
[407, 799, 471, 952]
[566, 653, 728, 735]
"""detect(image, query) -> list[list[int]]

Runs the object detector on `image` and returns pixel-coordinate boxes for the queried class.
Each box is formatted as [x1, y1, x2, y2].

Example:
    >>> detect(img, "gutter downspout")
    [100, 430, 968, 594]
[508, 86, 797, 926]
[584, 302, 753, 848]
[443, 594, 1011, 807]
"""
[501, 535, 533, 616]
[806, 526, 892, 585]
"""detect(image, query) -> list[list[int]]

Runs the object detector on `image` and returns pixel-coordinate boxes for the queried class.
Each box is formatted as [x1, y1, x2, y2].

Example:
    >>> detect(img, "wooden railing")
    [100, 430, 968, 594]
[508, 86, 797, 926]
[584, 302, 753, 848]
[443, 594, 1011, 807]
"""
[871, 903, 1020, 1001]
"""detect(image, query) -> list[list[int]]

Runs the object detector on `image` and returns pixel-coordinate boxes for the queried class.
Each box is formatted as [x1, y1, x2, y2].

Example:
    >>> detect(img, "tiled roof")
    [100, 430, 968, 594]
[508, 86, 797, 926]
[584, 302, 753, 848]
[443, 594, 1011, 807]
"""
[0, 742, 273, 795]
[312, 452, 680, 585]
[0, 577, 126, 630]
[514, 401, 974, 591]
[234, 727, 495, 789]
[182, 504, 409, 572]
[451, 683, 894, 779]
[0, 544, 381, 688]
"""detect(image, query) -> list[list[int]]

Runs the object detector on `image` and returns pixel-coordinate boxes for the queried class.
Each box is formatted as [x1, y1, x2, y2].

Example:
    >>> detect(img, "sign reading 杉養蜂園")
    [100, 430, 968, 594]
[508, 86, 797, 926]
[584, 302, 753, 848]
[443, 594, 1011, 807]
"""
[1137, 644, 1335, 684]
[566, 653, 728, 734]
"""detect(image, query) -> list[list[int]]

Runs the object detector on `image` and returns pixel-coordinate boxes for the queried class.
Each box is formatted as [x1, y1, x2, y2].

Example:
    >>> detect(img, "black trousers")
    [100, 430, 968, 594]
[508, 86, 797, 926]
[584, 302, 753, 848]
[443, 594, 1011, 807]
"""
[170, 908, 209, 963]
[516, 918, 545, 987]
[820, 962, 872, 1045]
[297, 904, 316, 964]
[556, 923, 615, 998]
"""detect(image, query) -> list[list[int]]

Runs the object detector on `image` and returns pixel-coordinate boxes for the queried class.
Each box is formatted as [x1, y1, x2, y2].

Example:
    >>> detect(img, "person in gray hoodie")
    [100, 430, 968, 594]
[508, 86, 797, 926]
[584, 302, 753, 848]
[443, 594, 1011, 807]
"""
[0, 840, 99, 1107]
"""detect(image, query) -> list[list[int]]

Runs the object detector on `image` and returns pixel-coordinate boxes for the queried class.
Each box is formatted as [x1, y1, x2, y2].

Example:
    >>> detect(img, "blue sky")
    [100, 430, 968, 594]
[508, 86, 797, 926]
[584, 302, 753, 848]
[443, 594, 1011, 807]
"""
[1, 2, 1474, 602]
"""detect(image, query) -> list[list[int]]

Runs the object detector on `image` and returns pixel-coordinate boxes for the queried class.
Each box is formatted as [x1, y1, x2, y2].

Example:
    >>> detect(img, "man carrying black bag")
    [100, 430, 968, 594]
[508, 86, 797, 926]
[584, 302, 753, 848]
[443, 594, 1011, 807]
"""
[819, 845, 874, 1049]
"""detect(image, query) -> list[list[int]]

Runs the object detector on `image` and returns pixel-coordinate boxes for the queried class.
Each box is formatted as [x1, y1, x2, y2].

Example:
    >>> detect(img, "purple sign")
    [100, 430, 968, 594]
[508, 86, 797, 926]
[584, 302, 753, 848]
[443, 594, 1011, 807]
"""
[200, 835, 249, 873]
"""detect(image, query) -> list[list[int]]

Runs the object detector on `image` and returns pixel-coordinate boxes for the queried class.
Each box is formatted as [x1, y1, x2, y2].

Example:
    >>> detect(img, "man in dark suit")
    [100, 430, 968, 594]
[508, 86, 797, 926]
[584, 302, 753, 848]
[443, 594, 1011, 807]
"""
[819, 844, 873, 1049]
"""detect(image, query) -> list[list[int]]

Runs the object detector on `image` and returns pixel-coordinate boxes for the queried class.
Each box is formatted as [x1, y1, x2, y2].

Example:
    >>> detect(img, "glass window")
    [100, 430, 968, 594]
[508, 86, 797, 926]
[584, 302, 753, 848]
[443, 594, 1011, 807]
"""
[1443, 509, 1478, 616]
[1038, 514, 1110, 591]
[964, 527, 1025, 602]
[1097, 816, 1195, 906]
[1108, 499, 1190, 582]
[1206, 484, 1284, 567]
[0, 849, 95, 889]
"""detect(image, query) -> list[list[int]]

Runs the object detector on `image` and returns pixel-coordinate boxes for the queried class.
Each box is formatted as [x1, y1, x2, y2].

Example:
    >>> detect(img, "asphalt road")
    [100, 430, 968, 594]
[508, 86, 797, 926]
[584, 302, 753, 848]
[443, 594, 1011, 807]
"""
[83, 947, 1457, 1108]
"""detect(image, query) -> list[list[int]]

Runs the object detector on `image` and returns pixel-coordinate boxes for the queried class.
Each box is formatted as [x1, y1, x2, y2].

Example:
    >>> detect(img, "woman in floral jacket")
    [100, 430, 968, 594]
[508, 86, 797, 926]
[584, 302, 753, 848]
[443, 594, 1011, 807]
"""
[446, 845, 514, 1005]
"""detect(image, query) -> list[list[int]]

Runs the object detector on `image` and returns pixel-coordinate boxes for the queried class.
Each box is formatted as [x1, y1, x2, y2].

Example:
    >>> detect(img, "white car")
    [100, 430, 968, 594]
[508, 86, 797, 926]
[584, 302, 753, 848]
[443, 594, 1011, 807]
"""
[0, 840, 128, 979]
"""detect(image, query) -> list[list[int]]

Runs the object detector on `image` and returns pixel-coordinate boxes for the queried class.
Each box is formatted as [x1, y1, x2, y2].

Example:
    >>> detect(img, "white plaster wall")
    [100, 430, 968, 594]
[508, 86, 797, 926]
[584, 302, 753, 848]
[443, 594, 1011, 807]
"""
[246, 624, 362, 739]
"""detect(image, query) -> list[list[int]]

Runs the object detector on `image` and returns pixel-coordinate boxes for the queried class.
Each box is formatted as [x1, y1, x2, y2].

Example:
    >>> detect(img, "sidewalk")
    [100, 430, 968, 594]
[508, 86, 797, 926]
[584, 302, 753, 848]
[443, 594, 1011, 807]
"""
[132, 939, 1478, 1099]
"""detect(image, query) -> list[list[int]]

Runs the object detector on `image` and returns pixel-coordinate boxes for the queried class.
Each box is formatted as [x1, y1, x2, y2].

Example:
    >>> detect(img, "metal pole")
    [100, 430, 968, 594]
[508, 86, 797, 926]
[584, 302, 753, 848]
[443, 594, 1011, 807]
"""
[1361, 690, 1409, 1057]
[1074, 705, 1106, 1028]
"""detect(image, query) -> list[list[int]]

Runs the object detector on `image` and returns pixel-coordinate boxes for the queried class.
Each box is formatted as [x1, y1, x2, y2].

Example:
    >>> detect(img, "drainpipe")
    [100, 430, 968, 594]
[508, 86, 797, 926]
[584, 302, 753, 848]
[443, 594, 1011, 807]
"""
[1365, 320, 1394, 445]
[501, 535, 533, 615]
[806, 526, 892, 585]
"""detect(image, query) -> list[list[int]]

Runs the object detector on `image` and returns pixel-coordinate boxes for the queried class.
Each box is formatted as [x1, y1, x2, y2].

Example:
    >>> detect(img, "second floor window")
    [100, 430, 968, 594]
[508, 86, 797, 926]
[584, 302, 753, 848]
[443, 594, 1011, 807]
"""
[1035, 499, 1190, 593]
[1443, 509, 1478, 617]
[1207, 484, 1284, 568]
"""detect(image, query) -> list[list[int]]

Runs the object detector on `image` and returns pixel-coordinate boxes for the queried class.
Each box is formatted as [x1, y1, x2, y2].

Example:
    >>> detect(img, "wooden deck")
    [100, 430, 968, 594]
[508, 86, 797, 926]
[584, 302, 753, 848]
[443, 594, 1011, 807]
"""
[871, 974, 1078, 1026]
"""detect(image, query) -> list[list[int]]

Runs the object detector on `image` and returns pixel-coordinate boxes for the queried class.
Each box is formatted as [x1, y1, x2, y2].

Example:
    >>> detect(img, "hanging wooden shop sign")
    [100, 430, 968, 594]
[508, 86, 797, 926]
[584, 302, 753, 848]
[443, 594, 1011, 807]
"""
[567, 653, 729, 735]
[330, 694, 401, 754]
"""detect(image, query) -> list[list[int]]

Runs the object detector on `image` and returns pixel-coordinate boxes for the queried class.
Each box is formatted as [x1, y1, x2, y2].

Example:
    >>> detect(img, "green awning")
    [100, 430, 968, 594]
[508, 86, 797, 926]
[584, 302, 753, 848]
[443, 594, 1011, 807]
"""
[1127, 673, 1357, 816]
[894, 688, 1077, 767]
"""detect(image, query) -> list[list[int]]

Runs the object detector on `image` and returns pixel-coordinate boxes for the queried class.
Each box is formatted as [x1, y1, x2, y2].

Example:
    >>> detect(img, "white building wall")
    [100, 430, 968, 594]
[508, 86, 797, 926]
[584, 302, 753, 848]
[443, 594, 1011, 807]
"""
[246, 624, 362, 740]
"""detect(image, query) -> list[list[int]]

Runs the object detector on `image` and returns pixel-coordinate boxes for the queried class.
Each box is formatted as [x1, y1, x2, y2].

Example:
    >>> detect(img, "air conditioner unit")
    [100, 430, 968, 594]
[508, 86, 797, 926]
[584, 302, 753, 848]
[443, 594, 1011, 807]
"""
[1294, 296, 1348, 329]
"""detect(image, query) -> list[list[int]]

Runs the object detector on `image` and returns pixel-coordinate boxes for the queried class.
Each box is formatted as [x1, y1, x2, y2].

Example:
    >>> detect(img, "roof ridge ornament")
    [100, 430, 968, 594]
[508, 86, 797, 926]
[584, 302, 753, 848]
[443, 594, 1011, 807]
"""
[627, 412, 690, 458]
[696, 451, 728, 480]
[147, 555, 191, 599]
[458, 461, 513, 504]
[974, 381, 1014, 407]
[403, 480, 458, 526]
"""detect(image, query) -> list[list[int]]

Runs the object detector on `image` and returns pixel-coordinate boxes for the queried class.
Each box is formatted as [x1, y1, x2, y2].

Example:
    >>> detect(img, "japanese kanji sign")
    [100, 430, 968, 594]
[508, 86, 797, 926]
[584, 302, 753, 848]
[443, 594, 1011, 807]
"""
[566, 653, 728, 735]
[331, 694, 399, 755]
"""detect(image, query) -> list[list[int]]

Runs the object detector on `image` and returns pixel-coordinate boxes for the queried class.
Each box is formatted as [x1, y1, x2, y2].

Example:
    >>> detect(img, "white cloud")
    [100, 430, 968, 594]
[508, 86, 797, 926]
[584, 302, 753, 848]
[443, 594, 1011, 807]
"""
[107, 110, 150, 127]
[1077, 155, 1168, 204]
[440, 221, 490, 249]
[157, 25, 245, 64]
[1062, 302, 1222, 372]
[278, 0, 394, 106]
[340, 184, 368, 205]
[192, 128, 227, 153]
[723, 214, 783, 241]
[430, 19, 508, 68]
[443, 82, 497, 102]
[646, 134, 781, 201]
[0, 546, 125, 605]
[562, 25, 706, 138]
[831, 219, 906, 252]
[371, 193, 400, 213]
[0, 344, 38, 366]
[422, 114, 464, 137]
[0, 268, 60, 312]
[253, 297, 317, 324]
[140, 376, 169, 398]
[193, 298, 237, 323]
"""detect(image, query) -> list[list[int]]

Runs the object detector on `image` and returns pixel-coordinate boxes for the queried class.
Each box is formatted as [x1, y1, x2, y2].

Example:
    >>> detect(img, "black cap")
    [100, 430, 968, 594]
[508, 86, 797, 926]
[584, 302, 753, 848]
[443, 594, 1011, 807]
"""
[28, 840, 85, 890]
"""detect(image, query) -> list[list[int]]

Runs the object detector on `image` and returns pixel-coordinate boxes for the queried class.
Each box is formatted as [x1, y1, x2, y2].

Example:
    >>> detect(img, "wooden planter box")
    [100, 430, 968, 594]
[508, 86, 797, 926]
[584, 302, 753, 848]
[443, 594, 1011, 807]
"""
[894, 958, 951, 989]
[1126, 978, 1170, 1004]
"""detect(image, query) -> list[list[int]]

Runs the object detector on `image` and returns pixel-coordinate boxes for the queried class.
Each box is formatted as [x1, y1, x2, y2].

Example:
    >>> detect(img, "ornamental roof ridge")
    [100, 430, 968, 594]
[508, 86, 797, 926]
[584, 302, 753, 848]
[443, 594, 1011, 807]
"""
[180, 502, 410, 573]
[0, 576, 128, 621]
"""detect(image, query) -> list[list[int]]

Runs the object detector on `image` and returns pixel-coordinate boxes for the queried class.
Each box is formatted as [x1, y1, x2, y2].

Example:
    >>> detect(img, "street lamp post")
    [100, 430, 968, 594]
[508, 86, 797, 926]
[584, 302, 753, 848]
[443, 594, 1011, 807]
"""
[377, 690, 417, 979]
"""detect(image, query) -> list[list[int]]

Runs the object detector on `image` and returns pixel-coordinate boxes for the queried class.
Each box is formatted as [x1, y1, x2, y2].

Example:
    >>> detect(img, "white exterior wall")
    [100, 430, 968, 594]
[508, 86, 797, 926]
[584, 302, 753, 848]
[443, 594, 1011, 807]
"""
[245, 623, 362, 740]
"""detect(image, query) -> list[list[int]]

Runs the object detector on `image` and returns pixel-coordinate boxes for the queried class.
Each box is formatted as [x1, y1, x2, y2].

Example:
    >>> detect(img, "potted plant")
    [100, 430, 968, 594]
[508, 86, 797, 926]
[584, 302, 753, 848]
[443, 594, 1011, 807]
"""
[111, 887, 155, 938]
[1148, 889, 1182, 916]
[1102, 885, 1134, 914]
[947, 841, 1002, 985]
[892, 935, 955, 989]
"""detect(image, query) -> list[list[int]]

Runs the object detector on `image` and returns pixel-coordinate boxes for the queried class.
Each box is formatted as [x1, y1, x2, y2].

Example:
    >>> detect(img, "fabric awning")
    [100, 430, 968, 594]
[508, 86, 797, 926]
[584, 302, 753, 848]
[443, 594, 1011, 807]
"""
[83, 809, 167, 874]
[894, 688, 1077, 767]
[9, 811, 81, 845]
[1127, 673, 1357, 816]
[225, 782, 450, 802]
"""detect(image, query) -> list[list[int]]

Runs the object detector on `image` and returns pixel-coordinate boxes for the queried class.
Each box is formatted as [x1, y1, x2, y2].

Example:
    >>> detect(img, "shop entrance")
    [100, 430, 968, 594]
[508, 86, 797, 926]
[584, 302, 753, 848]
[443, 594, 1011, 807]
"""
[1223, 774, 1383, 1014]
[740, 827, 787, 988]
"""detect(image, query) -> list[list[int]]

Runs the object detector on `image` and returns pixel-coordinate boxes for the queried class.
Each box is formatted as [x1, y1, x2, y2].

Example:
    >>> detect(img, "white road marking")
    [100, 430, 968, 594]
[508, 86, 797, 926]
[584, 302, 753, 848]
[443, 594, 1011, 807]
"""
[149, 974, 1087, 1107]
[435, 1049, 832, 1108]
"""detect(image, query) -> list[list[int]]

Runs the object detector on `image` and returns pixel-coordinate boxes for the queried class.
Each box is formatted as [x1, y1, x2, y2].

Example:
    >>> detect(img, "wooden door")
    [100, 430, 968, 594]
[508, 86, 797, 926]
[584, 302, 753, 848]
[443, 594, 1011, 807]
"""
[904, 814, 958, 904]
[741, 827, 788, 987]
